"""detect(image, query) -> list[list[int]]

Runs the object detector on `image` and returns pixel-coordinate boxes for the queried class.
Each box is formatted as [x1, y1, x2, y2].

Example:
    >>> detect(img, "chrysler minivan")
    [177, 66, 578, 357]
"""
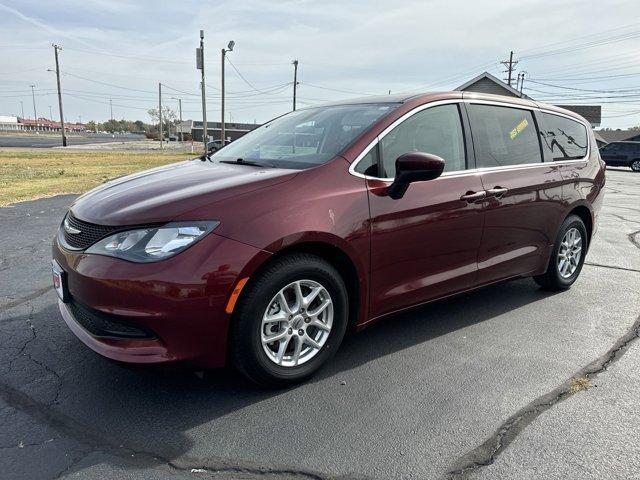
[52, 92, 605, 386]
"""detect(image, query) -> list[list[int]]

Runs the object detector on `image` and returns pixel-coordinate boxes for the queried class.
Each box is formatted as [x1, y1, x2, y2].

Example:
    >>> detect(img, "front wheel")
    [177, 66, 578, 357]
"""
[631, 159, 640, 172]
[229, 254, 348, 387]
[534, 215, 588, 290]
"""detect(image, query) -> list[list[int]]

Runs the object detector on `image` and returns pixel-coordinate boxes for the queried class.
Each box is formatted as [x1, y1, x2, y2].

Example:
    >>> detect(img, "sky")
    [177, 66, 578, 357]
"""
[1, 0, 639, 129]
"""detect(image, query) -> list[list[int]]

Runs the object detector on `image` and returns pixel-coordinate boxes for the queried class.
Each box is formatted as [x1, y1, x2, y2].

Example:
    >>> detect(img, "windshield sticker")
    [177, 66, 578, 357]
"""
[510, 119, 529, 140]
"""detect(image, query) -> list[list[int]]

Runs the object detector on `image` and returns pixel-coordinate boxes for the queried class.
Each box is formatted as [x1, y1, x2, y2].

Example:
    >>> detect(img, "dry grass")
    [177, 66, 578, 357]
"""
[0, 150, 194, 206]
[570, 376, 592, 393]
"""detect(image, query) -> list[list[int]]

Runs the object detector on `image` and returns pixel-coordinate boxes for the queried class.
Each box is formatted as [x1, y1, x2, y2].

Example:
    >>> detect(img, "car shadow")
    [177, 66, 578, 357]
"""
[4, 277, 563, 477]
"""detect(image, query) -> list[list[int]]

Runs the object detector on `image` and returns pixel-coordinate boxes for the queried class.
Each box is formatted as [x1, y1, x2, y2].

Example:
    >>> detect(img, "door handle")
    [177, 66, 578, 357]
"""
[486, 187, 509, 198]
[460, 191, 487, 202]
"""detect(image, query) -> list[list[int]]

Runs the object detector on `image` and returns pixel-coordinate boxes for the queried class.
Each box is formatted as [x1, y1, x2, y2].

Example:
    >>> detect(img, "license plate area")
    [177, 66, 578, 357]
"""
[52, 259, 69, 303]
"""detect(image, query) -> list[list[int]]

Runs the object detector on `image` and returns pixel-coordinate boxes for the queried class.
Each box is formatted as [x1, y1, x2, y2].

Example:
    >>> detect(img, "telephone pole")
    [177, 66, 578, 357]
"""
[172, 97, 183, 142]
[49, 106, 53, 119]
[197, 30, 207, 152]
[158, 83, 163, 149]
[20, 101, 24, 119]
[52, 44, 67, 146]
[109, 98, 113, 120]
[500, 51, 518, 87]
[29, 84, 37, 120]
[518, 71, 527, 97]
[292, 59, 299, 111]
[221, 40, 235, 144]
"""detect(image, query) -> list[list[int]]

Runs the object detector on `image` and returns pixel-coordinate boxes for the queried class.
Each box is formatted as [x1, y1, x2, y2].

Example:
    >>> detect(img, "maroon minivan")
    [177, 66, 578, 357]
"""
[52, 92, 605, 386]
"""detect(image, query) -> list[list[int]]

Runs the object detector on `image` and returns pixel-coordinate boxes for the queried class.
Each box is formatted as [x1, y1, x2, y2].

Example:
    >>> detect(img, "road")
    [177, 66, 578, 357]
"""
[0, 168, 638, 480]
[0, 133, 144, 148]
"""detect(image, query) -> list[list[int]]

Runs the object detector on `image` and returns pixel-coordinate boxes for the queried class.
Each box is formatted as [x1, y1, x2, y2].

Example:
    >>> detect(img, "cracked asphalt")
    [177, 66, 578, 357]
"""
[1, 168, 639, 480]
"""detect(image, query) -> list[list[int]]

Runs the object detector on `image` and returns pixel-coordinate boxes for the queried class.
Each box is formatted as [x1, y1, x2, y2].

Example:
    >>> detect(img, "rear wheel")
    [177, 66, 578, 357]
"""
[534, 215, 588, 290]
[631, 159, 640, 172]
[229, 254, 348, 387]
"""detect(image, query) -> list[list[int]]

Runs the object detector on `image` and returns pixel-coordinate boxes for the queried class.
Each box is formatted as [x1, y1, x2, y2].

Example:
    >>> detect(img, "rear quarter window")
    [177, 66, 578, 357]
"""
[467, 104, 542, 168]
[539, 112, 588, 161]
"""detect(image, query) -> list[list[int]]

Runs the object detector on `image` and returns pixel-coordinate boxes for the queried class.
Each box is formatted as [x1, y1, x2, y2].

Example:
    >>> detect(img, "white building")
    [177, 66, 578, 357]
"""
[0, 116, 23, 131]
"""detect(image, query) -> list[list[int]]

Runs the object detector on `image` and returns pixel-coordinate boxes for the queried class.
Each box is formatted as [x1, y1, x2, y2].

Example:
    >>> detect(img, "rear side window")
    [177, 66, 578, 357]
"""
[379, 104, 466, 178]
[539, 112, 588, 161]
[467, 104, 542, 168]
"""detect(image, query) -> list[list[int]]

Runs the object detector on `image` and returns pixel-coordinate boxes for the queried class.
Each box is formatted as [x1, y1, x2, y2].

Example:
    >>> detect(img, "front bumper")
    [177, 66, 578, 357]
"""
[53, 231, 271, 368]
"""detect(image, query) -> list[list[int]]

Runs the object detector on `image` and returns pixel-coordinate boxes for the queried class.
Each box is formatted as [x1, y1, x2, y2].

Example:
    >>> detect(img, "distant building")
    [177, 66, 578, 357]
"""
[595, 129, 640, 145]
[184, 120, 261, 142]
[455, 72, 602, 128]
[0, 115, 23, 131]
[1, 117, 87, 132]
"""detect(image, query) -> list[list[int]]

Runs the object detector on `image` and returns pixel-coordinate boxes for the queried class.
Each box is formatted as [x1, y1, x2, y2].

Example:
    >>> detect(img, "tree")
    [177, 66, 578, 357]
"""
[148, 107, 177, 138]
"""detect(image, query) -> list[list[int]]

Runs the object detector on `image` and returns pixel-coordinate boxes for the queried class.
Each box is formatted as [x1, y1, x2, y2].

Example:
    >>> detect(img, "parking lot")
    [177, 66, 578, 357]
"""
[0, 168, 638, 480]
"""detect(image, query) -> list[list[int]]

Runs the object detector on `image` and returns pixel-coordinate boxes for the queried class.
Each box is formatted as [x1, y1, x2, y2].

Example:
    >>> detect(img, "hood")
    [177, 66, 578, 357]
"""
[71, 159, 298, 225]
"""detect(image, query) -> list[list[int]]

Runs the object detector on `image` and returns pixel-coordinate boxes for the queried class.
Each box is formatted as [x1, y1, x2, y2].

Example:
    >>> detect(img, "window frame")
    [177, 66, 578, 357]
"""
[348, 99, 591, 181]
[537, 110, 590, 162]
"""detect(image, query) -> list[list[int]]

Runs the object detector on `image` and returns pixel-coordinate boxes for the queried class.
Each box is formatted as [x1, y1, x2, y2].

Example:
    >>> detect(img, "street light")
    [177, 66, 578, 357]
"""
[221, 40, 234, 144]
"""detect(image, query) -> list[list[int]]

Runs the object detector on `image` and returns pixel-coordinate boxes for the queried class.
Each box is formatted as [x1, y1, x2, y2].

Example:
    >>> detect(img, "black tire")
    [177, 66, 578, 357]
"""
[631, 159, 640, 172]
[534, 215, 588, 290]
[229, 253, 348, 387]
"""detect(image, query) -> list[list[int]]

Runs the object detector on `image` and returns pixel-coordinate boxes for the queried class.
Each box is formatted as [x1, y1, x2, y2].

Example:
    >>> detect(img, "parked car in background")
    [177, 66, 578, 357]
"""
[207, 139, 230, 153]
[52, 92, 605, 386]
[600, 141, 640, 172]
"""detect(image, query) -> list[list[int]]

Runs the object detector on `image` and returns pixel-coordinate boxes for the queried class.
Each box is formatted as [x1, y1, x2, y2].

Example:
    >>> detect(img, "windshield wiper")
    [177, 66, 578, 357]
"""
[219, 158, 276, 168]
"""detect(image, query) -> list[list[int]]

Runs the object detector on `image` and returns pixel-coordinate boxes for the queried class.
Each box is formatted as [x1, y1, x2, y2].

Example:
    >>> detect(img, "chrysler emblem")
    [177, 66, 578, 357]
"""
[64, 217, 81, 235]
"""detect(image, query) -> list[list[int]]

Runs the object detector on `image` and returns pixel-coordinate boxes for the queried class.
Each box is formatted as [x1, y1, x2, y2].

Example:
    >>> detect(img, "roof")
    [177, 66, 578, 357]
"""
[595, 129, 640, 143]
[555, 105, 601, 126]
[455, 71, 529, 99]
[592, 131, 607, 144]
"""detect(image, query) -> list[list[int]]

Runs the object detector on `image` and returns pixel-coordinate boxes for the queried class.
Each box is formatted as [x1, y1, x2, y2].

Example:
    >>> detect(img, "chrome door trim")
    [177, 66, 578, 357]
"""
[348, 98, 592, 182]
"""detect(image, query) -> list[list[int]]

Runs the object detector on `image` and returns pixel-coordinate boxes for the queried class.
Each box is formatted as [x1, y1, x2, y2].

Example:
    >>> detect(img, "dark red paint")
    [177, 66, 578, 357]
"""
[52, 92, 605, 368]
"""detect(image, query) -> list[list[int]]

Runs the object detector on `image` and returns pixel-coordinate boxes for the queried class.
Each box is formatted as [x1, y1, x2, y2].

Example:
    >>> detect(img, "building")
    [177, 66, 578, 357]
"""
[455, 72, 602, 128]
[188, 120, 261, 142]
[595, 129, 640, 145]
[1, 117, 87, 132]
[0, 115, 23, 131]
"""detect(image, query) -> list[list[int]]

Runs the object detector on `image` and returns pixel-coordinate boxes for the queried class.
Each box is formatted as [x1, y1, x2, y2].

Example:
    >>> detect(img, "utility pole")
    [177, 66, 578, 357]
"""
[518, 71, 527, 97]
[158, 82, 163, 149]
[52, 44, 67, 146]
[172, 97, 183, 142]
[197, 30, 207, 152]
[221, 40, 234, 144]
[109, 98, 113, 120]
[20, 101, 24, 119]
[29, 84, 37, 120]
[292, 59, 298, 111]
[500, 51, 518, 87]
[48, 106, 53, 119]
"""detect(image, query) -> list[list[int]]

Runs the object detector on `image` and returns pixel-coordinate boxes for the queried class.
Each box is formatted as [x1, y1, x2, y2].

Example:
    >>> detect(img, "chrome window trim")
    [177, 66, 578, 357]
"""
[348, 98, 591, 182]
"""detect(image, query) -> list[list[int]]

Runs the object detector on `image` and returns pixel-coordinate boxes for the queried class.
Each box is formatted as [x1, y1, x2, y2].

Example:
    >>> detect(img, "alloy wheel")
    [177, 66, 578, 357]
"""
[632, 160, 640, 172]
[261, 280, 333, 367]
[557, 227, 582, 278]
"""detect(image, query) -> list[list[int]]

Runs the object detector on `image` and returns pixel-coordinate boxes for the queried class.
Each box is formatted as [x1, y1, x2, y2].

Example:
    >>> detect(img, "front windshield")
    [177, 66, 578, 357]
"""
[210, 103, 399, 169]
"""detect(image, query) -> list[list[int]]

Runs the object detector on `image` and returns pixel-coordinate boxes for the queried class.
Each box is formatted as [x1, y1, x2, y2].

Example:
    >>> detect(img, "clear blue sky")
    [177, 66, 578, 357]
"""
[1, 0, 639, 128]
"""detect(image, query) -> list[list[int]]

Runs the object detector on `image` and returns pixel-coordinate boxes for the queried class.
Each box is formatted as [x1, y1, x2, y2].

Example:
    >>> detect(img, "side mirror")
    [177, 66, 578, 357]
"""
[388, 152, 445, 199]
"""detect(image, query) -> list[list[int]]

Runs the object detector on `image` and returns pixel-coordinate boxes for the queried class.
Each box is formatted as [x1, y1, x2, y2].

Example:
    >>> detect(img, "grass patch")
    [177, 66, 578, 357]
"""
[570, 376, 592, 393]
[0, 150, 195, 206]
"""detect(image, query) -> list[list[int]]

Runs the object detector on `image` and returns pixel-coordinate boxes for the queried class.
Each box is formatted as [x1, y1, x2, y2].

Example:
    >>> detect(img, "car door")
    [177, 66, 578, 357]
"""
[600, 143, 624, 166]
[363, 103, 485, 318]
[465, 103, 566, 284]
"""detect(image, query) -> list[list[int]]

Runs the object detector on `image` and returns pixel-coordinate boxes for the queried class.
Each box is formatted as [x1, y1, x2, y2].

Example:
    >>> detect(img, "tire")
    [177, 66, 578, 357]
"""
[229, 253, 348, 387]
[631, 160, 640, 172]
[534, 215, 588, 290]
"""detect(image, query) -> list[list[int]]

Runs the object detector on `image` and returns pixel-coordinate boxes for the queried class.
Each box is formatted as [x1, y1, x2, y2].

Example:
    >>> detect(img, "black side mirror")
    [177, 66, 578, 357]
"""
[388, 152, 445, 199]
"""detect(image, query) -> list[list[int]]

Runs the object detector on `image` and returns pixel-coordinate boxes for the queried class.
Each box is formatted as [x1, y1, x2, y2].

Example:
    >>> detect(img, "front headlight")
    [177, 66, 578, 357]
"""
[85, 221, 219, 263]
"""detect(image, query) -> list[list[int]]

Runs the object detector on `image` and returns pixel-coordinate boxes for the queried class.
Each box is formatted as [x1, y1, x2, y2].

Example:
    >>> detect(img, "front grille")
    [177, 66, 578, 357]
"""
[62, 213, 121, 250]
[67, 299, 156, 339]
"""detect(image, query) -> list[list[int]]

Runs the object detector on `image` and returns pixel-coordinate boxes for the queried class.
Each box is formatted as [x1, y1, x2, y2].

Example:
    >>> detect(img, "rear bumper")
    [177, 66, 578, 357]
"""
[53, 232, 271, 368]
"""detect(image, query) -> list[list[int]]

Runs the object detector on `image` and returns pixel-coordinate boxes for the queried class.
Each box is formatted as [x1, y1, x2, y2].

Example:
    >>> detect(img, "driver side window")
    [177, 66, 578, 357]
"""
[379, 104, 466, 178]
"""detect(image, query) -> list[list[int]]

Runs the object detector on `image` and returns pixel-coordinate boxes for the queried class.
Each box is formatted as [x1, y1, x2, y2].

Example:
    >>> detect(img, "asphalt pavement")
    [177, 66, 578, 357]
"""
[0, 168, 638, 480]
[0, 133, 144, 148]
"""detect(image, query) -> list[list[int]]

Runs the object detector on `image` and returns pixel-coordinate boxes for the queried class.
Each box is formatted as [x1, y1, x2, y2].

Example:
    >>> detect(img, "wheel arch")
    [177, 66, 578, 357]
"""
[566, 203, 593, 249]
[242, 236, 367, 331]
